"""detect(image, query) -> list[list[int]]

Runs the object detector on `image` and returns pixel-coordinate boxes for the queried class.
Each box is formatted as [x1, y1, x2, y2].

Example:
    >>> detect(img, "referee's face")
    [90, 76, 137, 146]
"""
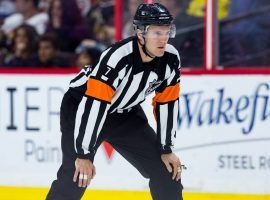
[145, 25, 171, 57]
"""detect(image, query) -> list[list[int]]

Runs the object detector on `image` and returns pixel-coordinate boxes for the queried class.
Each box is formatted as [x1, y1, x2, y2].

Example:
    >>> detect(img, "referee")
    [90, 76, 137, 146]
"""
[46, 3, 183, 200]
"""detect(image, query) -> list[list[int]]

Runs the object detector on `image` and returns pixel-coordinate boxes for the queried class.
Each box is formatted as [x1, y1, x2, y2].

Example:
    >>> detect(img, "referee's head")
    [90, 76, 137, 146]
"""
[133, 3, 176, 58]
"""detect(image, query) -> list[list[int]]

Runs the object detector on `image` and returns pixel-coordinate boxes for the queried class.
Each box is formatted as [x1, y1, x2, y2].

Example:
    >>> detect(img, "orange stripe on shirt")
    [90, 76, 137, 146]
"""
[85, 79, 115, 102]
[152, 83, 180, 119]
[153, 83, 180, 103]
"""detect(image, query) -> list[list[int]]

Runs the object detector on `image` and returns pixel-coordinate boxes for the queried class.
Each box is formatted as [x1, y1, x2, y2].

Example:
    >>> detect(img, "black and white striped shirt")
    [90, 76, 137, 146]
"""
[69, 36, 181, 160]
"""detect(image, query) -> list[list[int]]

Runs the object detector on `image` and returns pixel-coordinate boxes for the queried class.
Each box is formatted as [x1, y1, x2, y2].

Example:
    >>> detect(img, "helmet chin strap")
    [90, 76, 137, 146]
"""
[138, 35, 155, 59]
[142, 37, 156, 59]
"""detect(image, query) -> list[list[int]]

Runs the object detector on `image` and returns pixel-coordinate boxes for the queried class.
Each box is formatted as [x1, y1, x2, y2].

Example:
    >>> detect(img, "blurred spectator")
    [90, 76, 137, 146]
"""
[86, 0, 115, 47]
[1, 0, 48, 35]
[0, 30, 9, 65]
[36, 33, 71, 67]
[85, 0, 101, 40]
[99, 2, 114, 46]
[39, 0, 51, 12]
[0, 0, 16, 22]
[4, 24, 38, 67]
[158, 0, 203, 67]
[122, 0, 143, 38]
[75, 39, 104, 68]
[46, 0, 90, 52]
[76, 0, 91, 17]
[220, 0, 270, 66]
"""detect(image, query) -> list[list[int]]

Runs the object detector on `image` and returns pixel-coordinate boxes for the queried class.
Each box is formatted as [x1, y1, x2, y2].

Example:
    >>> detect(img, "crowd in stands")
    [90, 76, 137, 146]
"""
[220, 0, 270, 66]
[0, 0, 269, 68]
[0, 0, 108, 68]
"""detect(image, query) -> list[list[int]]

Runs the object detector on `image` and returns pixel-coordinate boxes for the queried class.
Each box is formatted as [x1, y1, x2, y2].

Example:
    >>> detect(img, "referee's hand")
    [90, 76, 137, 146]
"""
[161, 153, 182, 181]
[73, 158, 96, 187]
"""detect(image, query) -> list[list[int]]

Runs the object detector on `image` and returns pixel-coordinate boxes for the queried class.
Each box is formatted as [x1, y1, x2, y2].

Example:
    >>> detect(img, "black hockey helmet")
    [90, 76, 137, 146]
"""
[133, 3, 174, 27]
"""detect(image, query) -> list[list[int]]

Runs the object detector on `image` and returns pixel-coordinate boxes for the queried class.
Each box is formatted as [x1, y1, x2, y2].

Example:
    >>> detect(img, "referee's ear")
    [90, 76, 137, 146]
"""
[136, 29, 145, 45]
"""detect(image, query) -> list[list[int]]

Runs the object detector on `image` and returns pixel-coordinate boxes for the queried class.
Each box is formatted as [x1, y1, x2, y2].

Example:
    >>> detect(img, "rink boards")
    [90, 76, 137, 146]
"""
[0, 72, 269, 199]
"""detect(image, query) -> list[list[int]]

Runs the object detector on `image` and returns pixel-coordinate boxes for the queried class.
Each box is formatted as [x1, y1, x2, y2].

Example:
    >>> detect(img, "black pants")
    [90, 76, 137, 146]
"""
[46, 92, 183, 200]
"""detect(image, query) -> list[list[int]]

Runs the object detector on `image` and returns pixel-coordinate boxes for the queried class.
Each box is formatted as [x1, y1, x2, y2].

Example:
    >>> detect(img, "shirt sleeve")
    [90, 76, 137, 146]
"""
[152, 53, 181, 154]
[73, 50, 126, 161]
